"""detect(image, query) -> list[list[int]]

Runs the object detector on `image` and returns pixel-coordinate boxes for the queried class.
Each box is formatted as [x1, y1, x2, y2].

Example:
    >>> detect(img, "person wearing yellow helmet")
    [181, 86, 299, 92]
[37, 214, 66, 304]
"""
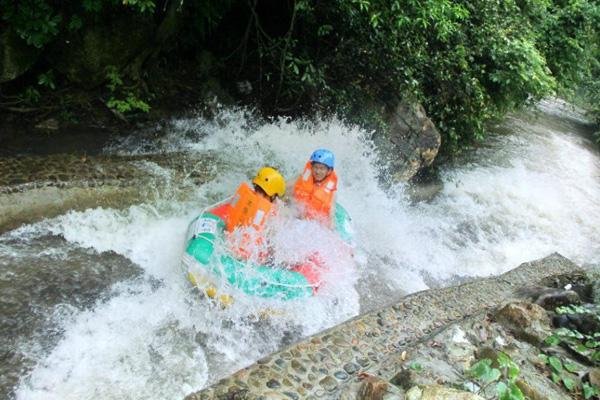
[251, 166, 286, 202]
[210, 167, 285, 261]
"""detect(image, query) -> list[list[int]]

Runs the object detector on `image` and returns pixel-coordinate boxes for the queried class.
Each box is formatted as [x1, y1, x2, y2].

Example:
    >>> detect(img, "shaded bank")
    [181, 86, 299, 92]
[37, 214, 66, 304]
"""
[1, 0, 598, 152]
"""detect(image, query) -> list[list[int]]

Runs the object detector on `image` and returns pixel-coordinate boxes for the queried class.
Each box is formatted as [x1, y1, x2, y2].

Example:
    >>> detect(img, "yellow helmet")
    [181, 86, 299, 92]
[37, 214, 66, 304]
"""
[252, 167, 286, 198]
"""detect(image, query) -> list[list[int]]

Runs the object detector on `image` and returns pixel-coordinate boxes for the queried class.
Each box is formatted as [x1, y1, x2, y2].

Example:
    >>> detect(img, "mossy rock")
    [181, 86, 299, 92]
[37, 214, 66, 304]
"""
[0, 29, 41, 83]
[48, 15, 155, 88]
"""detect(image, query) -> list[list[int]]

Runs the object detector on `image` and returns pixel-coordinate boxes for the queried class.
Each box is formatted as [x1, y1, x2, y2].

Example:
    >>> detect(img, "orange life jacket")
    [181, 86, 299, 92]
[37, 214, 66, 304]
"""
[211, 183, 274, 261]
[225, 182, 273, 232]
[293, 162, 338, 222]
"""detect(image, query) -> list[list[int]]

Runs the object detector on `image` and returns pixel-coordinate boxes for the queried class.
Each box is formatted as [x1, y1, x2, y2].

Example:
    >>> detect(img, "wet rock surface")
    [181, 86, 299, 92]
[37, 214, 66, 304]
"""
[186, 253, 599, 399]
[373, 101, 441, 183]
[0, 236, 144, 400]
[0, 153, 216, 232]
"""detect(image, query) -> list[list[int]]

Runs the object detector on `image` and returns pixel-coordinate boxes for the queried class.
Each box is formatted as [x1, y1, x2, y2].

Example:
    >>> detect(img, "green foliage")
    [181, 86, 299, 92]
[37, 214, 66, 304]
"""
[408, 362, 423, 372]
[104, 66, 150, 115]
[68, 15, 84, 32]
[0, 0, 61, 48]
[19, 87, 41, 105]
[107, 95, 150, 114]
[538, 0, 600, 91]
[82, 0, 102, 13]
[37, 70, 56, 90]
[468, 352, 525, 400]
[1, 0, 598, 147]
[121, 0, 156, 13]
[469, 359, 502, 383]
[105, 66, 124, 92]
[538, 305, 600, 396]
[544, 305, 600, 367]
[556, 305, 588, 315]
[221, 0, 599, 151]
[0, 0, 158, 50]
[583, 382, 600, 399]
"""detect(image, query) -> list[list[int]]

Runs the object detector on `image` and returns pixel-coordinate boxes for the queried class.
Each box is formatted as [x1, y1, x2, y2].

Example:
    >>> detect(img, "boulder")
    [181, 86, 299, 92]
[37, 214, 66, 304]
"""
[406, 385, 484, 400]
[47, 14, 155, 87]
[494, 302, 552, 345]
[0, 29, 41, 83]
[586, 368, 600, 387]
[356, 376, 391, 400]
[372, 101, 441, 182]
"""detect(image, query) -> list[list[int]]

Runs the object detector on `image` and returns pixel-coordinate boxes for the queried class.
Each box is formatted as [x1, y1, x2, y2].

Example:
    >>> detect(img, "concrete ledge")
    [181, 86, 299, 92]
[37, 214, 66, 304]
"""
[186, 253, 582, 399]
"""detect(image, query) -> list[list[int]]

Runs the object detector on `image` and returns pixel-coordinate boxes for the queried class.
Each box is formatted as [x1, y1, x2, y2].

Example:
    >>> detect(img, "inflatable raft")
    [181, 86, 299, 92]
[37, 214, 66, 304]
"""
[182, 203, 353, 304]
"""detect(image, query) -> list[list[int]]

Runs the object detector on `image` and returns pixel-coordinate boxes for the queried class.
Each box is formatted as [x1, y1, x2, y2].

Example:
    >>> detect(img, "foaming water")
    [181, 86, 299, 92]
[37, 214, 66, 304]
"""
[5, 99, 600, 399]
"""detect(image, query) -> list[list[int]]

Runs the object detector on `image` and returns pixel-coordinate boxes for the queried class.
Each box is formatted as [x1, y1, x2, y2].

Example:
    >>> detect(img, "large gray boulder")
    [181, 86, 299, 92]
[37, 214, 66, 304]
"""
[47, 14, 155, 87]
[0, 29, 41, 83]
[373, 101, 441, 182]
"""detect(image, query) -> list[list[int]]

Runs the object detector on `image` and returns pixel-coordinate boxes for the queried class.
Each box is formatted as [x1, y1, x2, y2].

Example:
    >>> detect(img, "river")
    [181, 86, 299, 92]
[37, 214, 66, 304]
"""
[1, 98, 599, 399]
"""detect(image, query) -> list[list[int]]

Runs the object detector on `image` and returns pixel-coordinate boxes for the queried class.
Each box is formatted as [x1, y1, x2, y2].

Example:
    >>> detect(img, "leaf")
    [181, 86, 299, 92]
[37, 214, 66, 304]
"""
[83, 0, 102, 12]
[508, 382, 525, 400]
[545, 335, 561, 346]
[576, 344, 590, 354]
[583, 382, 599, 399]
[551, 372, 561, 384]
[68, 15, 83, 31]
[563, 362, 579, 373]
[409, 362, 423, 372]
[469, 359, 501, 383]
[497, 381, 509, 398]
[562, 376, 576, 392]
[548, 356, 563, 373]
[497, 352, 520, 380]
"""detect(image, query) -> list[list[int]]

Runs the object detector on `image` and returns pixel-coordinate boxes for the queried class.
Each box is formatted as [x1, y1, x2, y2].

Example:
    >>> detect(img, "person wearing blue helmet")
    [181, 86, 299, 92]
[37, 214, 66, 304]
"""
[292, 149, 338, 224]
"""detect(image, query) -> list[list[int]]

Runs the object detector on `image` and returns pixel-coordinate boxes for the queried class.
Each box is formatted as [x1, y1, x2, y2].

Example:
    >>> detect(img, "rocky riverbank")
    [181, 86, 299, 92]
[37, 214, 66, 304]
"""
[0, 153, 217, 233]
[186, 254, 600, 399]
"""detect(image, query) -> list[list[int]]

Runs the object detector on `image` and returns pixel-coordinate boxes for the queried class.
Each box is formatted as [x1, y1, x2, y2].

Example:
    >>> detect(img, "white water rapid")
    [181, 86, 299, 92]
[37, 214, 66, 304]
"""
[2, 99, 599, 399]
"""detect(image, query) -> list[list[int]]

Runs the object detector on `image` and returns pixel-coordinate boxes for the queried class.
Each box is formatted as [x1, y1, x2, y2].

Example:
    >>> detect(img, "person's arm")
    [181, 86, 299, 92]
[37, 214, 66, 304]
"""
[328, 191, 337, 229]
[284, 175, 299, 204]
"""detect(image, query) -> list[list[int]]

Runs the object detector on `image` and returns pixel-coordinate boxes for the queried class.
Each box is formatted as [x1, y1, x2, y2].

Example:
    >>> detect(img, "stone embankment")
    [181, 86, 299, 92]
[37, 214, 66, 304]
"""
[0, 153, 215, 232]
[186, 254, 600, 399]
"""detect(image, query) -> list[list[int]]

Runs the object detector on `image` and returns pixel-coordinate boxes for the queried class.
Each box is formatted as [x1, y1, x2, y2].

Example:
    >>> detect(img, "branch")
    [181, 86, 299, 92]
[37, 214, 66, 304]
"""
[275, 0, 298, 104]
[0, 105, 55, 113]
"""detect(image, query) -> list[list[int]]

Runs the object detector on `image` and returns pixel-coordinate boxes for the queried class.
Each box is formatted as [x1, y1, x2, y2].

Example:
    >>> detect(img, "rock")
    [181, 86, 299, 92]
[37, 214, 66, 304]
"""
[586, 368, 600, 387]
[536, 289, 581, 309]
[338, 382, 363, 400]
[474, 347, 499, 364]
[552, 311, 600, 334]
[406, 385, 484, 400]
[372, 100, 441, 183]
[515, 286, 581, 309]
[185, 254, 584, 399]
[390, 368, 413, 390]
[514, 363, 572, 400]
[48, 14, 155, 87]
[406, 386, 422, 400]
[444, 327, 476, 369]
[0, 29, 41, 83]
[516, 378, 571, 400]
[494, 302, 552, 345]
[357, 376, 389, 400]
[34, 118, 59, 131]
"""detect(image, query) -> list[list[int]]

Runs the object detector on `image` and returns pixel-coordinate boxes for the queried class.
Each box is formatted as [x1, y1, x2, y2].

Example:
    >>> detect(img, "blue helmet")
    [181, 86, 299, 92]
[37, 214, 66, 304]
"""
[309, 149, 335, 169]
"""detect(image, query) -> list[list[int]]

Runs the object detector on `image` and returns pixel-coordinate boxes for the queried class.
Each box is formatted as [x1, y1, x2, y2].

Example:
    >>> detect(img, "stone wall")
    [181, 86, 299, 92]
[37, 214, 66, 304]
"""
[186, 254, 585, 399]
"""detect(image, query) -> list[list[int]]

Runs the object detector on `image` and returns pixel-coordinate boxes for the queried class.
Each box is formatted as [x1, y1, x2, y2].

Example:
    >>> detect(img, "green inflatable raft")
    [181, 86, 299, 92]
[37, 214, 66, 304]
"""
[183, 203, 353, 303]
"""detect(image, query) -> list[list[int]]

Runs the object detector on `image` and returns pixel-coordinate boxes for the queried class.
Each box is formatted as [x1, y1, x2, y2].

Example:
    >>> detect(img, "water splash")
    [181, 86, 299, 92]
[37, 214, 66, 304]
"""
[6, 100, 600, 399]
